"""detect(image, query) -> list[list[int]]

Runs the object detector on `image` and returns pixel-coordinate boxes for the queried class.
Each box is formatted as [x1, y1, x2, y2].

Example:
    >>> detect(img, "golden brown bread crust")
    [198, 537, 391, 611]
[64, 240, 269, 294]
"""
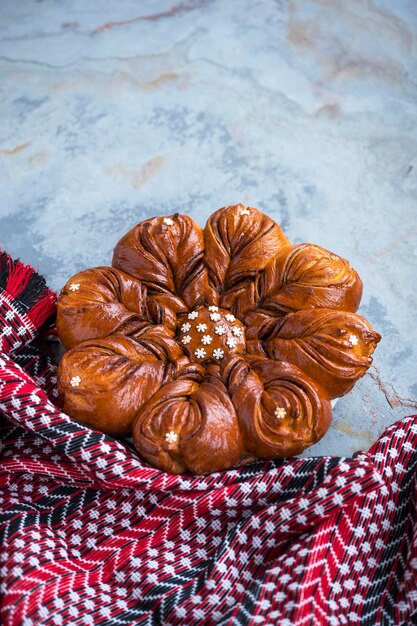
[132, 366, 244, 474]
[112, 213, 216, 312]
[223, 356, 332, 458]
[252, 243, 363, 316]
[57, 204, 381, 474]
[246, 308, 380, 399]
[57, 326, 190, 437]
[204, 205, 290, 316]
[57, 266, 150, 350]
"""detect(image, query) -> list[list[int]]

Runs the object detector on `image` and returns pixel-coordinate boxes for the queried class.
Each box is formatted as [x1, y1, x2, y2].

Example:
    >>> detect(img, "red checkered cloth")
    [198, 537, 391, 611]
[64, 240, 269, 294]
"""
[1, 256, 417, 626]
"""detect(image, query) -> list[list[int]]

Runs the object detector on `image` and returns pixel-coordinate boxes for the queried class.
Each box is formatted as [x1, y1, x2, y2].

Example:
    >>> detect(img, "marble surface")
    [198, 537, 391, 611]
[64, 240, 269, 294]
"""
[1, 0, 416, 458]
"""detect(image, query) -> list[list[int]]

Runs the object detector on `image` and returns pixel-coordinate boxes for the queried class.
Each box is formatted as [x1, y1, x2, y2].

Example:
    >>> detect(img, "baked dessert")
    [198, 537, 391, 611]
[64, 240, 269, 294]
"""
[57, 204, 381, 474]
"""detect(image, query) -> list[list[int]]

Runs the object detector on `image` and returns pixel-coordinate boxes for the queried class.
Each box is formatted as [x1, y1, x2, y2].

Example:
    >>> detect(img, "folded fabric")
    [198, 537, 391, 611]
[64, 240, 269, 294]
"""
[0, 252, 416, 625]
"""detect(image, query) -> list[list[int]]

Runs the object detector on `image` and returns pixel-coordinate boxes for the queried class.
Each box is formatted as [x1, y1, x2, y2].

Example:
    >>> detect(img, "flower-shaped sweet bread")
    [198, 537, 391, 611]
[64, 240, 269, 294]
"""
[57, 205, 381, 474]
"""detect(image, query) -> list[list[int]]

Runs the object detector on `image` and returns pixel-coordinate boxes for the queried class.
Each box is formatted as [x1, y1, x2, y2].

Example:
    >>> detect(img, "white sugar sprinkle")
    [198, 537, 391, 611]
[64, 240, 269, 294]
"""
[165, 431, 178, 443]
[225, 314, 235, 322]
[349, 334, 359, 346]
[274, 407, 286, 420]
[208, 306, 219, 312]
[69, 283, 80, 292]
[213, 348, 224, 360]
[214, 326, 226, 336]
[196, 323, 208, 332]
[201, 335, 213, 345]
[226, 338, 237, 349]
[195, 348, 206, 359]
[188, 311, 199, 320]
[232, 326, 242, 336]
[163, 217, 174, 226]
[181, 323, 191, 332]
[210, 312, 221, 322]
[70, 376, 81, 387]
[182, 335, 192, 345]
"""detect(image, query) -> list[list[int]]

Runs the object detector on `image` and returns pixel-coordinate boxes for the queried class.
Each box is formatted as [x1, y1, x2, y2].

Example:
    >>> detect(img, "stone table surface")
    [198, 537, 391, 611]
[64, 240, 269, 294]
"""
[1, 0, 416, 458]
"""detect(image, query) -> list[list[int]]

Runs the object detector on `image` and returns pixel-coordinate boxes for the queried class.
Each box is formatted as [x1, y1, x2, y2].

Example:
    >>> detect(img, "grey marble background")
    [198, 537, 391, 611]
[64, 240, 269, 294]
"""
[1, 0, 416, 457]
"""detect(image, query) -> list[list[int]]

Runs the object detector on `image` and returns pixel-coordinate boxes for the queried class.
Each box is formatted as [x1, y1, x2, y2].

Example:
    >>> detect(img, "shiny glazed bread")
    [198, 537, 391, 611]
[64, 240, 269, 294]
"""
[57, 205, 381, 474]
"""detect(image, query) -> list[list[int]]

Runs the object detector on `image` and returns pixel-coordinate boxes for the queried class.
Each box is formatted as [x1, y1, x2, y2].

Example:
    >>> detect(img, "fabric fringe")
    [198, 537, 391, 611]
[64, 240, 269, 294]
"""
[0, 250, 57, 331]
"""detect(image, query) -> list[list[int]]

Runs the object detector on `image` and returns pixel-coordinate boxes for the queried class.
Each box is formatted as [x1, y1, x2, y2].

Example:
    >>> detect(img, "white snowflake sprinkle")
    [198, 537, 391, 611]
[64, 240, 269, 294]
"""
[196, 323, 208, 333]
[275, 407, 286, 420]
[349, 334, 359, 346]
[214, 326, 226, 336]
[201, 335, 213, 345]
[69, 283, 80, 292]
[195, 348, 206, 359]
[70, 376, 81, 387]
[210, 312, 221, 322]
[181, 323, 191, 333]
[163, 217, 174, 226]
[239, 208, 250, 216]
[208, 306, 219, 312]
[182, 335, 192, 345]
[165, 431, 178, 444]
[188, 311, 199, 320]
[225, 313, 235, 322]
[232, 326, 242, 336]
[226, 338, 237, 349]
[213, 348, 224, 360]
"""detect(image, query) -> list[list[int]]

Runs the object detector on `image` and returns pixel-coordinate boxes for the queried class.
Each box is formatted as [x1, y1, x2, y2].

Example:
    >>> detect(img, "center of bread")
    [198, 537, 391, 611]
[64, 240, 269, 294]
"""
[178, 305, 246, 364]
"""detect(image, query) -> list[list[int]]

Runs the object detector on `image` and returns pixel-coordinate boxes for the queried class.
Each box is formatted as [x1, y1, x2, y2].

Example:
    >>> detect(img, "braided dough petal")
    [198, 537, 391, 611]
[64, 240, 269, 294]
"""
[133, 366, 243, 474]
[224, 356, 332, 458]
[58, 332, 187, 437]
[57, 266, 152, 350]
[204, 204, 290, 316]
[247, 308, 381, 398]
[247, 243, 362, 323]
[112, 214, 216, 311]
